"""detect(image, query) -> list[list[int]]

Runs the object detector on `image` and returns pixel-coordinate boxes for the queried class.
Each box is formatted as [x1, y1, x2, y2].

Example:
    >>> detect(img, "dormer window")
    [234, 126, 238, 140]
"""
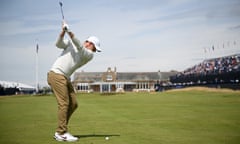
[106, 75, 113, 81]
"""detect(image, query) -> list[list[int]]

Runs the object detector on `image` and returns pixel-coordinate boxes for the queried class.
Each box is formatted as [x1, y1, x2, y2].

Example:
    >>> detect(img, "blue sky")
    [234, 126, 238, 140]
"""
[0, 0, 240, 86]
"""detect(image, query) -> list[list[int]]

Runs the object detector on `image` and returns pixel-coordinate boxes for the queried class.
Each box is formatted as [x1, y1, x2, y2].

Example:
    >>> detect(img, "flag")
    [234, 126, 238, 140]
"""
[212, 45, 214, 51]
[36, 44, 39, 53]
[59, 2, 63, 6]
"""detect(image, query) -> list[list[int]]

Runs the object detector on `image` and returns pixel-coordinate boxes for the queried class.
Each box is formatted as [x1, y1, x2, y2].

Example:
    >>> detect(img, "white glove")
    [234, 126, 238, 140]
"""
[62, 22, 70, 32]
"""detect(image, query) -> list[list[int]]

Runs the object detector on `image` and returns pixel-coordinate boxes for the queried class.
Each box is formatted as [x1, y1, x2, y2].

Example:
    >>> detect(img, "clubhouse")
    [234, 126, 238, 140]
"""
[72, 67, 177, 93]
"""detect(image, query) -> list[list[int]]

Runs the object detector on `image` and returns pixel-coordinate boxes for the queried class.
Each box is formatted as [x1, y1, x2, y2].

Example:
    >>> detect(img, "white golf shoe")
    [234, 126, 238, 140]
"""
[54, 132, 79, 142]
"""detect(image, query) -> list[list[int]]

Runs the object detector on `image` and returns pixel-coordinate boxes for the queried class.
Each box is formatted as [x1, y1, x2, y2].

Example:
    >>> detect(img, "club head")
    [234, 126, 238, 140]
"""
[59, 2, 63, 7]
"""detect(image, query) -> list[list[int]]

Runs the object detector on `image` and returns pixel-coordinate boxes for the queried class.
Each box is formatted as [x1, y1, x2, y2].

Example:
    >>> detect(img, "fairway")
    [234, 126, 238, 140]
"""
[0, 88, 240, 144]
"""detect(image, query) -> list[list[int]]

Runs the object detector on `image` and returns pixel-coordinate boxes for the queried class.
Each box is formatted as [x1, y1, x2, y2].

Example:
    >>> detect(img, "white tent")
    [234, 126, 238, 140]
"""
[0, 81, 35, 91]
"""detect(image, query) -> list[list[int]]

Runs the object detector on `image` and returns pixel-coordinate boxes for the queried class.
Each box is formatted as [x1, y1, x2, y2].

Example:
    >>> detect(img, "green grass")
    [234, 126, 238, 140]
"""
[0, 88, 240, 144]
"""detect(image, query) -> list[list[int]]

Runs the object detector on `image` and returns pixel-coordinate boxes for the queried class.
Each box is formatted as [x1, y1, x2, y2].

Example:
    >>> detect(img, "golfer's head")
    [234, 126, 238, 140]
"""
[85, 36, 101, 52]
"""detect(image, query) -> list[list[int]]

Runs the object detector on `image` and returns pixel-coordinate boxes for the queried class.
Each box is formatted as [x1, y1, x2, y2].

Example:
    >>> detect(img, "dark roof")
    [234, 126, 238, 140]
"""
[73, 72, 102, 82]
[73, 71, 178, 82]
[117, 72, 159, 81]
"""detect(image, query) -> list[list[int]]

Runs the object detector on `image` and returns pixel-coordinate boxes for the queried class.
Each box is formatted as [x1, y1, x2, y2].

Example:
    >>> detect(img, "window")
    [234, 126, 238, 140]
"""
[106, 75, 113, 81]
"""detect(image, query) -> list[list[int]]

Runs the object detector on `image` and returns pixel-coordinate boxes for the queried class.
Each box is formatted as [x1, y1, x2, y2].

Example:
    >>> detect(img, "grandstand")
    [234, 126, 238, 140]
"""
[170, 54, 240, 90]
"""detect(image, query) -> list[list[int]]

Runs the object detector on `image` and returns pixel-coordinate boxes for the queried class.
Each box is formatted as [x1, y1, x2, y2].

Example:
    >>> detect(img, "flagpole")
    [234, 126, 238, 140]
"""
[35, 41, 39, 94]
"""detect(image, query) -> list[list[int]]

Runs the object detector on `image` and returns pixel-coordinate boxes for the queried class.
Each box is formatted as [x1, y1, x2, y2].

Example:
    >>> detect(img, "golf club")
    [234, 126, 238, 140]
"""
[58, 2, 78, 53]
[59, 1, 67, 31]
[59, 2, 64, 20]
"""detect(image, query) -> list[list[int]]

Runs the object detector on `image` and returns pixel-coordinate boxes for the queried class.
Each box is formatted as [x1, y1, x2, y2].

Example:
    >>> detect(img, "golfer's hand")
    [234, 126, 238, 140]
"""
[62, 21, 70, 32]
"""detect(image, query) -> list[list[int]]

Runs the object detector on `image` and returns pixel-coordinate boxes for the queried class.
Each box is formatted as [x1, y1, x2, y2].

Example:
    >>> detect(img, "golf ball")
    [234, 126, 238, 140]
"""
[105, 137, 109, 140]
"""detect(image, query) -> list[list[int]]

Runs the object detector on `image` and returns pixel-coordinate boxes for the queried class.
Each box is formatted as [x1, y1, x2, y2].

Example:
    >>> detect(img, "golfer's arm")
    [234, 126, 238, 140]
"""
[60, 30, 65, 38]
[56, 31, 68, 49]
[68, 31, 82, 50]
[67, 31, 74, 39]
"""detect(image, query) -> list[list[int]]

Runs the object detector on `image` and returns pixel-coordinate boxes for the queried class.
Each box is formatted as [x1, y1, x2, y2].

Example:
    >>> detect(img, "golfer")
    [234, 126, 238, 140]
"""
[47, 21, 101, 142]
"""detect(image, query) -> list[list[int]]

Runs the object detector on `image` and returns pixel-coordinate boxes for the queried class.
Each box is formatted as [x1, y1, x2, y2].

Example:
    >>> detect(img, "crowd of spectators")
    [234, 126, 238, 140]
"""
[170, 54, 240, 85]
[183, 54, 239, 75]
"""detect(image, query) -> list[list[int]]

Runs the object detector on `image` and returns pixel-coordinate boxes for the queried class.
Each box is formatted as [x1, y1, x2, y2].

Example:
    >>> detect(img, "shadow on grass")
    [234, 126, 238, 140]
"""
[75, 134, 120, 139]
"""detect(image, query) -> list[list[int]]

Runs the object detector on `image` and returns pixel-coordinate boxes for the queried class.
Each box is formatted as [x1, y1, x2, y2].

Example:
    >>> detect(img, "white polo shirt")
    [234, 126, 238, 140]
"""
[50, 36, 93, 78]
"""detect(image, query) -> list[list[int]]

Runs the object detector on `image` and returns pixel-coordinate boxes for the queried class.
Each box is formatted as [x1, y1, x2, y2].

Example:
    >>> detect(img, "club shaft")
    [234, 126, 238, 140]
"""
[60, 8, 64, 20]
[59, 2, 64, 20]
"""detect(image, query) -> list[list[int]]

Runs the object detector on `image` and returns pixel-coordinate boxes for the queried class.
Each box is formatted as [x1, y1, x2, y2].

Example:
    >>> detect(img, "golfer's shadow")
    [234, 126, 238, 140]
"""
[74, 134, 120, 139]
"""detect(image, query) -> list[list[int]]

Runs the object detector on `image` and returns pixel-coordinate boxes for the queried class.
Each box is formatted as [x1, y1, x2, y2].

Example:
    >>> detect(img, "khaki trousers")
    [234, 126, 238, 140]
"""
[47, 71, 78, 134]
